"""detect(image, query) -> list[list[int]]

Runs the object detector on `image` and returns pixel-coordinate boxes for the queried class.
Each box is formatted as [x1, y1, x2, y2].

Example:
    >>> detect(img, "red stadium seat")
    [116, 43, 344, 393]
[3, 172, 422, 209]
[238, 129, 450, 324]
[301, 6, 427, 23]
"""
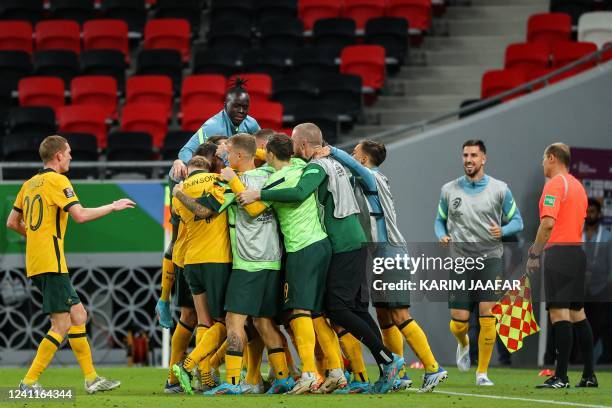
[343, 0, 386, 30]
[126, 75, 173, 115]
[181, 101, 221, 132]
[527, 13, 572, 51]
[83, 19, 130, 63]
[58, 105, 108, 149]
[386, 0, 432, 32]
[248, 101, 283, 130]
[504, 43, 550, 77]
[35, 20, 81, 54]
[229, 73, 272, 101]
[121, 102, 169, 148]
[144, 18, 191, 63]
[0, 21, 33, 54]
[550, 41, 598, 82]
[340, 45, 386, 91]
[181, 74, 226, 111]
[298, 0, 342, 31]
[18, 76, 65, 113]
[481, 69, 527, 100]
[71, 75, 118, 120]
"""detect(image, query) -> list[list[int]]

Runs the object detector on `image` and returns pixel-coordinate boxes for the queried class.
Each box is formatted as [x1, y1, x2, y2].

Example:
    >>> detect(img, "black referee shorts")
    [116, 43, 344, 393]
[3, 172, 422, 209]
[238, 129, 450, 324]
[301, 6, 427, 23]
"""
[325, 247, 369, 312]
[544, 245, 586, 311]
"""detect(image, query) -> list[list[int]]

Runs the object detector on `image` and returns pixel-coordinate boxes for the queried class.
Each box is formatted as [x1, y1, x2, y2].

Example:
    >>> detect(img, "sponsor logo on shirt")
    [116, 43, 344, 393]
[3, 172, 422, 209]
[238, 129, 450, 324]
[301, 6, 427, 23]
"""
[544, 195, 556, 207]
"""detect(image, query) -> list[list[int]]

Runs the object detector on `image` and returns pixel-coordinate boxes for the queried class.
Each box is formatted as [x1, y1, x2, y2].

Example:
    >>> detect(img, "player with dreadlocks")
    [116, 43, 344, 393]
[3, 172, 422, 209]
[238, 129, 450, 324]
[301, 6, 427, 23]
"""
[171, 77, 261, 181]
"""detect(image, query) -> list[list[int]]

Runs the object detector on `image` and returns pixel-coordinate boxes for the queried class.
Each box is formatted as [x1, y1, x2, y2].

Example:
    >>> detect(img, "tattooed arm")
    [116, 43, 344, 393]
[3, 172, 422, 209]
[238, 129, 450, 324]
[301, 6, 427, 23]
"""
[172, 184, 214, 219]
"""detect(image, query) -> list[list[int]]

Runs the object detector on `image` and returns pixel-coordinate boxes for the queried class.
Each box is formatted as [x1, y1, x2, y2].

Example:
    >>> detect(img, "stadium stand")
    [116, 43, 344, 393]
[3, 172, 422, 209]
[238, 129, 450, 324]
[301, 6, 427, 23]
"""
[35, 20, 81, 54]
[578, 11, 612, 48]
[48, 0, 95, 25]
[83, 19, 130, 63]
[99, 0, 147, 36]
[70, 75, 118, 120]
[18, 76, 65, 114]
[120, 102, 168, 149]
[144, 18, 191, 62]
[2, 0, 609, 171]
[181, 74, 227, 109]
[0, 21, 34, 55]
[58, 105, 108, 148]
[0, 1, 44, 24]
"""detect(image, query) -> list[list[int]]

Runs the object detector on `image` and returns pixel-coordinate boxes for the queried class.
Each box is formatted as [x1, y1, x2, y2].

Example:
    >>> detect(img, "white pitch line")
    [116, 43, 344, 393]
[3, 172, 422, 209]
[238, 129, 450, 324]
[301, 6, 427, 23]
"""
[415, 389, 610, 408]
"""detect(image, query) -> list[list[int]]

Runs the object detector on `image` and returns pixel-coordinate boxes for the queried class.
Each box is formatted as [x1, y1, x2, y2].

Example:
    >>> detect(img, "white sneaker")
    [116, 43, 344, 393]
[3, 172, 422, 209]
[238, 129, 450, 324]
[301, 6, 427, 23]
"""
[315, 368, 348, 394]
[19, 381, 44, 392]
[85, 376, 121, 394]
[476, 373, 494, 386]
[240, 379, 265, 394]
[287, 372, 318, 395]
[456, 339, 471, 372]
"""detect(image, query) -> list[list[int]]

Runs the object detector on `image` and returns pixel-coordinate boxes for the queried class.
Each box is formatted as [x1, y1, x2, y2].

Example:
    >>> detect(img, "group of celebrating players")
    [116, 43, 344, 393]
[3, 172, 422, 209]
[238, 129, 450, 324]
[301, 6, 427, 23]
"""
[156, 124, 449, 395]
[8, 78, 596, 396]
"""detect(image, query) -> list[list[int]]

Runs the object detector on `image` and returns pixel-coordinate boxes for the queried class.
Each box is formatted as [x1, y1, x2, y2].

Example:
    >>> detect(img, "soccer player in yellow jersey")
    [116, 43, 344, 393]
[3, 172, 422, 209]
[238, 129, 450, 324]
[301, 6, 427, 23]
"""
[171, 156, 232, 395]
[158, 142, 225, 393]
[6, 135, 135, 393]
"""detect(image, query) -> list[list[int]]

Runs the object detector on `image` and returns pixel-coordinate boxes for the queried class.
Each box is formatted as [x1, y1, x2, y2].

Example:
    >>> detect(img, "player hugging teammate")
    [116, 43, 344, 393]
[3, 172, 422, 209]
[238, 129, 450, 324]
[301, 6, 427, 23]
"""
[154, 124, 447, 396]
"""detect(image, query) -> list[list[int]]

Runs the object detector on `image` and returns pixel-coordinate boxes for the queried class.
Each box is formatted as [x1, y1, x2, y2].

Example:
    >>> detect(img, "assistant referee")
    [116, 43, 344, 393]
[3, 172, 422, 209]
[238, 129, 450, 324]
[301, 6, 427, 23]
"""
[527, 143, 596, 389]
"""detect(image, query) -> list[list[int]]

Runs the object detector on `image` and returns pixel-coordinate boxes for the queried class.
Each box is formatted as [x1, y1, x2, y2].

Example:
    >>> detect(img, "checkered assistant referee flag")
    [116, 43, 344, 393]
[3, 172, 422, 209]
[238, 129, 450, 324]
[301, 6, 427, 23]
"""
[491, 275, 540, 353]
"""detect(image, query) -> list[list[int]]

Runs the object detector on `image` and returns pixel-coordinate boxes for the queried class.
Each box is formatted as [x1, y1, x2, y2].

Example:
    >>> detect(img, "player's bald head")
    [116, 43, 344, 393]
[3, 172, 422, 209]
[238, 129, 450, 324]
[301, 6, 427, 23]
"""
[292, 123, 323, 146]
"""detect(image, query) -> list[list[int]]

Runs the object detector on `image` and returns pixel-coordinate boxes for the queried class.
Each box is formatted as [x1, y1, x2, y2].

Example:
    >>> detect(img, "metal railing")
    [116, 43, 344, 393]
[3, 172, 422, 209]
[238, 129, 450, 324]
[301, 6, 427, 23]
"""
[0, 161, 174, 181]
[337, 42, 612, 149]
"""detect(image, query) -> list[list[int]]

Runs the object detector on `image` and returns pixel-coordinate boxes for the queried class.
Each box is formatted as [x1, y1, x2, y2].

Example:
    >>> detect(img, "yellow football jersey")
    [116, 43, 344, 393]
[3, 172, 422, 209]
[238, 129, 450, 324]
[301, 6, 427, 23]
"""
[172, 220, 187, 268]
[172, 171, 231, 265]
[13, 169, 80, 277]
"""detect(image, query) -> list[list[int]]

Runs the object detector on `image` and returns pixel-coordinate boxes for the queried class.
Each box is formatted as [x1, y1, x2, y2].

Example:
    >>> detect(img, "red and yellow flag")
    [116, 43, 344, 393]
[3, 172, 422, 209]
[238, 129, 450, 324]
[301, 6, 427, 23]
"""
[491, 275, 540, 353]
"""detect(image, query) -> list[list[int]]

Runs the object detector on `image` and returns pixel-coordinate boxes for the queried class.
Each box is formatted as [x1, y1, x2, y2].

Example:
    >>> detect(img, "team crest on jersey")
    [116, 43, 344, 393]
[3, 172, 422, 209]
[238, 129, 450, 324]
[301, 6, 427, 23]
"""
[452, 197, 462, 210]
[63, 188, 75, 198]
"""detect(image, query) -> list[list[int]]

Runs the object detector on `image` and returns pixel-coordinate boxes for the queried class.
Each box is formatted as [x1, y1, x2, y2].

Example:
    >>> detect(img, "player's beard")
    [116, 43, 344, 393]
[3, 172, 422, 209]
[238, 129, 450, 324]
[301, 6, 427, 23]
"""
[464, 162, 481, 177]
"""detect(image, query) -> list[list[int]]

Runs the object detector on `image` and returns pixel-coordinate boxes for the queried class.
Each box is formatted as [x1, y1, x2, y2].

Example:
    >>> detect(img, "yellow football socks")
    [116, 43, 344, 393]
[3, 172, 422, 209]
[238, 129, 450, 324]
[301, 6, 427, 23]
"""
[477, 316, 496, 374]
[381, 324, 404, 355]
[168, 320, 193, 384]
[183, 322, 226, 372]
[312, 315, 342, 370]
[268, 348, 289, 380]
[24, 331, 64, 385]
[338, 331, 369, 382]
[399, 320, 439, 373]
[450, 319, 470, 348]
[246, 335, 265, 385]
[160, 257, 175, 302]
[225, 351, 243, 385]
[195, 324, 209, 348]
[68, 325, 98, 382]
[289, 314, 317, 373]
[210, 339, 228, 370]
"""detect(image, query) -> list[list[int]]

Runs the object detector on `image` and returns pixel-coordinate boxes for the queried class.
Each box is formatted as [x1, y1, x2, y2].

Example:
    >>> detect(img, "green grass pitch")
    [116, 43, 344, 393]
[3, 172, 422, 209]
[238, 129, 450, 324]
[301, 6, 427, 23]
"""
[1, 366, 609, 408]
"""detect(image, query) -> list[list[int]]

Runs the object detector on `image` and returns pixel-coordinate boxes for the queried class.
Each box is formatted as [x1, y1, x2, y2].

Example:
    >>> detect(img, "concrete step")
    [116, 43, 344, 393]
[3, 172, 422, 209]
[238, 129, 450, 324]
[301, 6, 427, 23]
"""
[448, 20, 527, 36]
[396, 65, 489, 80]
[366, 109, 446, 125]
[424, 49, 504, 65]
[423, 35, 523, 51]
[444, 5, 546, 20]
[468, 0, 548, 5]
[386, 79, 480, 95]
[374, 94, 468, 110]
